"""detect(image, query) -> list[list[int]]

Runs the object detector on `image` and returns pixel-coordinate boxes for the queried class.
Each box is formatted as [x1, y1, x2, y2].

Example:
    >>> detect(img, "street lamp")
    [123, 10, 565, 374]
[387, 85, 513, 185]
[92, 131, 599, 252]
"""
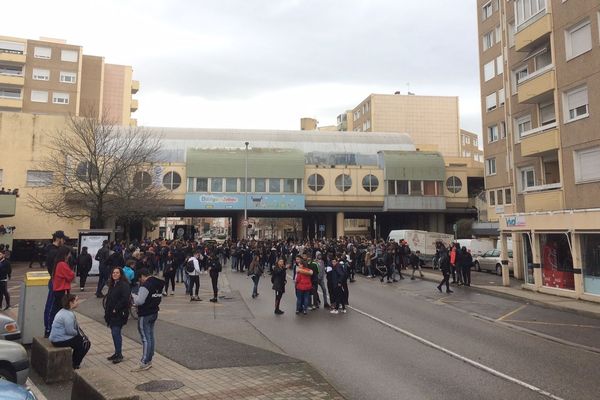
[244, 141, 249, 240]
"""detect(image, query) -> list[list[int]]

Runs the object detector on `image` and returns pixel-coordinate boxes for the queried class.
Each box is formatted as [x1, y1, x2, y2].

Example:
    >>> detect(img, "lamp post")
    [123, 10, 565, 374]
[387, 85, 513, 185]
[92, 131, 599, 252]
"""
[244, 141, 249, 240]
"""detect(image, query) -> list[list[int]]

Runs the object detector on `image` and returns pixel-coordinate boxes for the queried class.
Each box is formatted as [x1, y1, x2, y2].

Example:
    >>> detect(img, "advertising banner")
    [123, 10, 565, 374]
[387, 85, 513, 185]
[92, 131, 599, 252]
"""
[185, 193, 305, 210]
[78, 232, 111, 275]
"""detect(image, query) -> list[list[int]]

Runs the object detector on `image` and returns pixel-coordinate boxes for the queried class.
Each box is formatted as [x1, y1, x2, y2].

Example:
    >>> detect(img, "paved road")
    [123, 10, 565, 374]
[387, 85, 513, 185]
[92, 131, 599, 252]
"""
[225, 267, 600, 400]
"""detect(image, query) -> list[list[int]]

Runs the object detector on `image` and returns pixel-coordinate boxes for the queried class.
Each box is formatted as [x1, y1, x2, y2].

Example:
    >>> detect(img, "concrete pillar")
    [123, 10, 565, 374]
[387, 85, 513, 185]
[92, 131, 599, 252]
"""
[531, 232, 543, 289]
[500, 233, 510, 287]
[336, 212, 345, 239]
[512, 233, 523, 280]
[235, 212, 245, 241]
[571, 233, 584, 297]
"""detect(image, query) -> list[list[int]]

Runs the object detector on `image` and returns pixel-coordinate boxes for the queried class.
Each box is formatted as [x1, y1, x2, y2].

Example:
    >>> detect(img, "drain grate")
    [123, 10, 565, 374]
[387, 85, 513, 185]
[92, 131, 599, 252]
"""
[136, 380, 185, 393]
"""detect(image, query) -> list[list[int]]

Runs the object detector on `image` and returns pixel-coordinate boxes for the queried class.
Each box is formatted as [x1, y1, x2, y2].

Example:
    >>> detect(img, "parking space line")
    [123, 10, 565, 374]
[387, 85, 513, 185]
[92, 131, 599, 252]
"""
[504, 319, 600, 329]
[496, 304, 527, 322]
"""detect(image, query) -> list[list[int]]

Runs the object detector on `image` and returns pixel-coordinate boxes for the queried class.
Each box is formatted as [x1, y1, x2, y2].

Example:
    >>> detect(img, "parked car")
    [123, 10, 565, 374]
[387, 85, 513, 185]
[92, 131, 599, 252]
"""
[0, 314, 22, 341]
[0, 380, 37, 400]
[474, 249, 514, 275]
[456, 238, 495, 257]
[0, 340, 30, 384]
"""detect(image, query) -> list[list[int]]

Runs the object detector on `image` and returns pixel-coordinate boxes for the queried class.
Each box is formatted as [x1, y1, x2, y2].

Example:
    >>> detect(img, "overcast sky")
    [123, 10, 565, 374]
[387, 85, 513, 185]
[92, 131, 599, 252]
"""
[8, 0, 482, 134]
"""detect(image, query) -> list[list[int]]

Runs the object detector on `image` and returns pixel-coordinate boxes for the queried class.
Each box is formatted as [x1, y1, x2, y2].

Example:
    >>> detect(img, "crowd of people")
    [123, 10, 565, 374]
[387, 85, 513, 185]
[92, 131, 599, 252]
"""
[0, 187, 18, 196]
[35, 230, 476, 372]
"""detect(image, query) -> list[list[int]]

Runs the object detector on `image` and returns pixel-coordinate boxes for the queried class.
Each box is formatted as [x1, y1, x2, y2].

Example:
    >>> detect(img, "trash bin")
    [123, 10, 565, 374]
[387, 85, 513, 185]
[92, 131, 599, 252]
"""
[18, 271, 50, 345]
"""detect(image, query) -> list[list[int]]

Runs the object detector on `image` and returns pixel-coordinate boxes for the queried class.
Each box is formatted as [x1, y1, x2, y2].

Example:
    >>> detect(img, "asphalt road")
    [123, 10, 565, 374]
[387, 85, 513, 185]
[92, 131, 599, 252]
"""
[225, 268, 600, 400]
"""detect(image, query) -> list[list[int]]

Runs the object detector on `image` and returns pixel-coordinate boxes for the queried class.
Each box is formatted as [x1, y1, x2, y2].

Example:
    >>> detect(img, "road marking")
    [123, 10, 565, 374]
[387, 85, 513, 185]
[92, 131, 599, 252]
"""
[496, 304, 527, 322]
[348, 305, 565, 400]
[504, 319, 600, 329]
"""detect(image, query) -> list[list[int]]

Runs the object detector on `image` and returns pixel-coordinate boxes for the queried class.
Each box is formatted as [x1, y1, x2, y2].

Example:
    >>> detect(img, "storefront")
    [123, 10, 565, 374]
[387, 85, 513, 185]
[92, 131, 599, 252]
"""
[499, 209, 600, 302]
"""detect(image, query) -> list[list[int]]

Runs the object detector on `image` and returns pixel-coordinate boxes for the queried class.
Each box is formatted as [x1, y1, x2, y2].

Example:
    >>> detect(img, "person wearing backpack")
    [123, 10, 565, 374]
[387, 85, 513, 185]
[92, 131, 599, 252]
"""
[186, 251, 202, 301]
[207, 252, 222, 303]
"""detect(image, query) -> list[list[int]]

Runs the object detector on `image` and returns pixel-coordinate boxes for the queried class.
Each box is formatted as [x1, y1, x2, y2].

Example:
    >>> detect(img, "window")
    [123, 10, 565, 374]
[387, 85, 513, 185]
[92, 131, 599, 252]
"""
[508, 22, 516, 47]
[59, 71, 77, 84]
[446, 176, 462, 193]
[32, 68, 49, 81]
[473, 137, 479, 147]
[0, 41, 25, 55]
[133, 171, 152, 190]
[75, 161, 98, 181]
[495, 25, 502, 43]
[284, 178, 295, 193]
[534, 48, 552, 70]
[254, 178, 266, 192]
[489, 190, 496, 206]
[512, 65, 528, 93]
[362, 174, 379, 192]
[515, 114, 532, 137]
[397, 180, 409, 195]
[34, 46, 51, 59]
[61, 50, 78, 62]
[296, 178, 303, 194]
[565, 19, 592, 60]
[225, 178, 237, 192]
[498, 88, 505, 107]
[335, 174, 352, 192]
[0, 88, 20, 99]
[52, 92, 69, 104]
[539, 102, 556, 125]
[194, 178, 208, 192]
[211, 178, 223, 192]
[486, 93, 497, 112]
[484, 61, 495, 81]
[423, 181, 436, 196]
[505, 188, 512, 204]
[388, 180, 396, 195]
[26, 170, 53, 187]
[488, 125, 499, 143]
[483, 31, 494, 50]
[574, 147, 600, 183]
[496, 56, 504, 75]
[269, 178, 281, 193]
[582, 234, 600, 294]
[497, 189, 504, 205]
[486, 158, 497, 176]
[240, 178, 251, 192]
[30, 90, 48, 103]
[162, 172, 181, 190]
[519, 166, 536, 191]
[307, 174, 325, 192]
[564, 86, 588, 122]
[482, 1, 493, 20]
[516, 0, 546, 28]
[499, 121, 507, 139]
[410, 181, 422, 196]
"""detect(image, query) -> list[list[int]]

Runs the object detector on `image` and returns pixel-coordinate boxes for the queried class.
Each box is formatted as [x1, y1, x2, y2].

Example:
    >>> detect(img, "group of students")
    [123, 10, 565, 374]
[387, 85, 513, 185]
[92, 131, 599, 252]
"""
[434, 241, 474, 293]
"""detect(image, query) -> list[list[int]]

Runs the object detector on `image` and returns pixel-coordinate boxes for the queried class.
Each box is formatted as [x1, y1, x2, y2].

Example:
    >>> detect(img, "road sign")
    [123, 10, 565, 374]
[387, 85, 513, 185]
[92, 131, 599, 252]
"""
[319, 224, 326, 232]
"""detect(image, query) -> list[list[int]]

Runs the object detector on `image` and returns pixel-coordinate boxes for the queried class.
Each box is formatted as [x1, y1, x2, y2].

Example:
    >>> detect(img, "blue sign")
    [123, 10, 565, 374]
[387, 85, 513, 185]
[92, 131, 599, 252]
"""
[185, 193, 305, 210]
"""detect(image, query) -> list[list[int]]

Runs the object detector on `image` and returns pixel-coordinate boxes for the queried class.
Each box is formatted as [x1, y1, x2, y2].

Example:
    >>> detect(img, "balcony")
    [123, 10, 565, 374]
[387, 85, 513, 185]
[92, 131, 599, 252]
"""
[515, 13, 552, 52]
[523, 184, 563, 212]
[0, 73, 24, 87]
[131, 80, 139, 94]
[129, 118, 137, 127]
[130, 99, 138, 112]
[520, 123, 560, 157]
[0, 195, 16, 217]
[517, 66, 555, 104]
[0, 97, 22, 109]
[0, 51, 25, 64]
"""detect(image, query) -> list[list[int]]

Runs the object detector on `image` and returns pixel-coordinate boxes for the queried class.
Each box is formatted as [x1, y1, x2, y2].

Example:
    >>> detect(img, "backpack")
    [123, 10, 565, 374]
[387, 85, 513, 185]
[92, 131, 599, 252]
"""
[185, 259, 196, 274]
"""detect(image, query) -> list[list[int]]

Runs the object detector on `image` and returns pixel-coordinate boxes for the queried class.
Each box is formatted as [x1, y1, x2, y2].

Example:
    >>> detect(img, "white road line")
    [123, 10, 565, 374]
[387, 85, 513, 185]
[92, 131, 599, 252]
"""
[348, 305, 565, 400]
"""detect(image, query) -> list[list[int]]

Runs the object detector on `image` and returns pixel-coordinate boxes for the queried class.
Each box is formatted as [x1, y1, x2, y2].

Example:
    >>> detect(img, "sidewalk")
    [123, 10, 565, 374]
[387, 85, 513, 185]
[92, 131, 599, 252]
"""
[419, 269, 600, 319]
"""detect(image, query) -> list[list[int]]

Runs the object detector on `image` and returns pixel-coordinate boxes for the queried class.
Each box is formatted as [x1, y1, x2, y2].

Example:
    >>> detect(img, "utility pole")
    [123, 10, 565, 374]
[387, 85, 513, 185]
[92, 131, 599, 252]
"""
[244, 141, 249, 240]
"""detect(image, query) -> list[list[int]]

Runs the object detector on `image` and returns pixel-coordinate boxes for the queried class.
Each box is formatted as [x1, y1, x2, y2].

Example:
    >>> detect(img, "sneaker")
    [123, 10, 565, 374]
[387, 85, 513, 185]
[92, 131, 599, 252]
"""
[446, 289, 454, 294]
[112, 355, 123, 364]
[340, 309, 347, 313]
[106, 353, 117, 361]
[302, 310, 307, 315]
[131, 363, 152, 372]
[80, 288, 84, 292]
[330, 309, 339, 314]
[274, 309, 284, 315]
[209, 298, 217, 303]
[436, 286, 442, 293]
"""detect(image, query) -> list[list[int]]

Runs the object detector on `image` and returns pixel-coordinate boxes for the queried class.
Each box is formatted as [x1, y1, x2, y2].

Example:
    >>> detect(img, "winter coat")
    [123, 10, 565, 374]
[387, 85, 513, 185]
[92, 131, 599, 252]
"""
[104, 280, 131, 327]
[271, 266, 287, 292]
[52, 261, 75, 292]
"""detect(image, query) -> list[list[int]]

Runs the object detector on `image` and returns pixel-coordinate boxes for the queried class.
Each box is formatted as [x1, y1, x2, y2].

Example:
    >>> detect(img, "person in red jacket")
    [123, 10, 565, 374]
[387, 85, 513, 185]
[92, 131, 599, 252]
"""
[50, 246, 76, 326]
[295, 262, 313, 315]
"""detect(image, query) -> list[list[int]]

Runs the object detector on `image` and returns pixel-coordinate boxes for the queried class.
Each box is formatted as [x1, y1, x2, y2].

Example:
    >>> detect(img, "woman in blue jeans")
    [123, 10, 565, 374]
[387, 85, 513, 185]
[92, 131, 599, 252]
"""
[248, 255, 263, 298]
[104, 267, 130, 364]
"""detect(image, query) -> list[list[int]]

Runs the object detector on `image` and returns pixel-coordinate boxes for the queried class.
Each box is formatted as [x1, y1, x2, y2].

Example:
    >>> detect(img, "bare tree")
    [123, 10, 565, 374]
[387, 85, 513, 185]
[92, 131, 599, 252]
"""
[29, 112, 165, 229]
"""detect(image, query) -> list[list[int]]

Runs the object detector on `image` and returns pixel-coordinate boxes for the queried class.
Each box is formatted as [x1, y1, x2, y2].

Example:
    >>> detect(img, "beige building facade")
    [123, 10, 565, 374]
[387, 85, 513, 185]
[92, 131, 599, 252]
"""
[460, 129, 484, 163]
[476, 0, 600, 301]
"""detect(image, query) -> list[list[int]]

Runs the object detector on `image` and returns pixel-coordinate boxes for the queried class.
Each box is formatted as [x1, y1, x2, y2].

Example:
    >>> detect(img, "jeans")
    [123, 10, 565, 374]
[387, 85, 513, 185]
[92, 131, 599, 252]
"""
[189, 275, 200, 297]
[96, 266, 108, 296]
[295, 289, 310, 312]
[138, 313, 157, 365]
[251, 275, 260, 296]
[52, 334, 91, 368]
[43, 280, 54, 336]
[176, 264, 184, 282]
[110, 325, 123, 355]
[0, 280, 9, 308]
[317, 279, 329, 306]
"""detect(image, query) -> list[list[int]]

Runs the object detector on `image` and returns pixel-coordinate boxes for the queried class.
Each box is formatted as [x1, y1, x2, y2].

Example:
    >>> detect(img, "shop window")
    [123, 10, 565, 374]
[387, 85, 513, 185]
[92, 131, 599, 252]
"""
[523, 234, 534, 284]
[582, 234, 600, 295]
[540, 233, 574, 290]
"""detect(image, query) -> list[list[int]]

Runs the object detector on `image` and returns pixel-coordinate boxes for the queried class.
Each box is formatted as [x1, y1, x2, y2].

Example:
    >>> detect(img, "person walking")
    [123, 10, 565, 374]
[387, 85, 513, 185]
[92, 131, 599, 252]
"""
[330, 257, 347, 314]
[50, 246, 75, 328]
[49, 294, 91, 369]
[104, 267, 130, 364]
[316, 252, 330, 309]
[186, 251, 201, 301]
[0, 249, 11, 310]
[207, 252, 222, 303]
[271, 258, 287, 314]
[409, 250, 425, 280]
[95, 240, 111, 298]
[248, 255, 263, 298]
[436, 243, 453, 294]
[131, 268, 164, 372]
[294, 261, 313, 315]
[76, 247, 92, 292]
[162, 251, 176, 296]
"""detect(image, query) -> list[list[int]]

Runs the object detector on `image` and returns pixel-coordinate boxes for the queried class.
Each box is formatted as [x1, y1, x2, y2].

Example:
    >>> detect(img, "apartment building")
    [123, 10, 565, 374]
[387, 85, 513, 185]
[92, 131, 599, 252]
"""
[476, 0, 600, 301]
[0, 35, 138, 125]
[460, 129, 484, 163]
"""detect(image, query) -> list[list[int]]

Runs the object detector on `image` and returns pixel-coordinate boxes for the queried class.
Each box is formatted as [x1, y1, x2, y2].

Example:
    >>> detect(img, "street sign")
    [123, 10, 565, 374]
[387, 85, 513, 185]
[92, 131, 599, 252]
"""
[319, 224, 326, 232]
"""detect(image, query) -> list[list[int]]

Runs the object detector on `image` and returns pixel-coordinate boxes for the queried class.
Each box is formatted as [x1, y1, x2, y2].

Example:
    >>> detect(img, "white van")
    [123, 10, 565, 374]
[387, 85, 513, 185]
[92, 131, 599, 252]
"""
[456, 238, 495, 257]
[387, 230, 454, 257]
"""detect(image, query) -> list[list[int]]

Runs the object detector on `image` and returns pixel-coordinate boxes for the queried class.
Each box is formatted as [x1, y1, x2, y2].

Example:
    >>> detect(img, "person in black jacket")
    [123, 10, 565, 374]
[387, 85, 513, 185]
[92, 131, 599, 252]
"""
[271, 258, 287, 314]
[207, 253, 222, 303]
[459, 247, 473, 287]
[436, 243, 453, 294]
[77, 247, 92, 292]
[131, 268, 164, 372]
[104, 267, 130, 364]
[162, 251, 176, 296]
[0, 249, 11, 310]
[95, 241, 110, 298]
[44, 230, 67, 337]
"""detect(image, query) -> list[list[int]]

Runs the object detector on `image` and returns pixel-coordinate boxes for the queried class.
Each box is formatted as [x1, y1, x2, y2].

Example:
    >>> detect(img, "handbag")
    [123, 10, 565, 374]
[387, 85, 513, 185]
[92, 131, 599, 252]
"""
[77, 325, 91, 350]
